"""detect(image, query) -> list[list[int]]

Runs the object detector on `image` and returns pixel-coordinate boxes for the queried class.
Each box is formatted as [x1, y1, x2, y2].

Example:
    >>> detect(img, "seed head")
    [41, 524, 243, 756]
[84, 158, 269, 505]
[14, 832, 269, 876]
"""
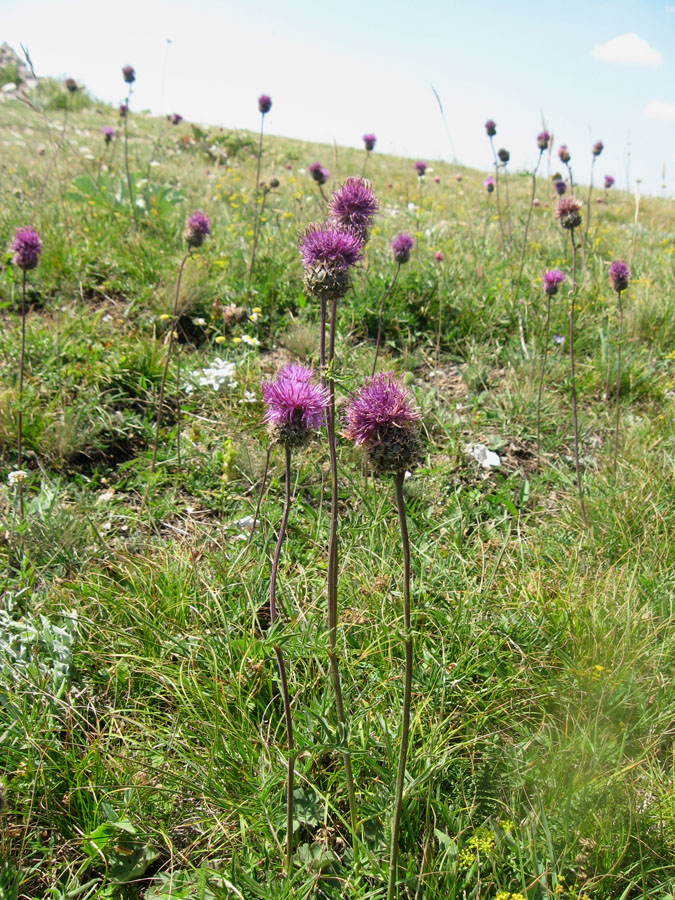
[299, 223, 364, 300]
[537, 130, 551, 150]
[543, 269, 566, 296]
[485, 119, 497, 137]
[391, 231, 414, 265]
[558, 144, 571, 164]
[555, 196, 582, 230]
[12, 227, 43, 271]
[258, 94, 272, 115]
[609, 259, 630, 293]
[344, 373, 422, 476]
[184, 210, 212, 248]
[308, 162, 330, 185]
[484, 176, 495, 193]
[497, 147, 510, 164]
[122, 65, 136, 84]
[262, 364, 328, 448]
[363, 133, 376, 151]
[604, 174, 615, 190]
[330, 177, 378, 242]
[592, 140, 604, 157]
[415, 160, 427, 177]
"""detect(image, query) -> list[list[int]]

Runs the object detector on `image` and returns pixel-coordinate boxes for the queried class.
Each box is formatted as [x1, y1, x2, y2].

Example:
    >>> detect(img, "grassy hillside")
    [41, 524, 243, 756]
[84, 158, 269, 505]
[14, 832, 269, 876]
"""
[1, 83, 675, 900]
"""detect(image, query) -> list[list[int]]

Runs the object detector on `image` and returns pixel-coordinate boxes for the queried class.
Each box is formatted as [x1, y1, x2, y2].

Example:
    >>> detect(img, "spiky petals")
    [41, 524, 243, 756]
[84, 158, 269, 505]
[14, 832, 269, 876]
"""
[363, 133, 376, 151]
[184, 210, 211, 248]
[308, 162, 330, 185]
[543, 269, 566, 296]
[604, 175, 615, 189]
[414, 160, 427, 177]
[609, 260, 630, 293]
[330, 177, 378, 241]
[556, 196, 582, 230]
[344, 373, 421, 475]
[391, 232, 414, 265]
[299, 223, 364, 272]
[12, 227, 43, 271]
[262, 365, 329, 448]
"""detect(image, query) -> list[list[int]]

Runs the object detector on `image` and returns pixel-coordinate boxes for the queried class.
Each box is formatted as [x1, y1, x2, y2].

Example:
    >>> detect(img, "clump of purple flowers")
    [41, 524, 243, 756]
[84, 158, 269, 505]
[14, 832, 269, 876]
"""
[344, 373, 421, 475]
[184, 210, 212, 248]
[604, 175, 615, 190]
[12, 227, 43, 271]
[556, 196, 582, 230]
[592, 140, 604, 157]
[391, 232, 414, 265]
[537, 130, 551, 150]
[609, 259, 630, 293]
[309, 162, 330, 186]
[101, 126, 115, 144]
[414, 160, 427, 177]
[299, 223, 364, 300]
[122, 65, 135, 84]
[543, 269, 566, 296]
[258, 94, 272, 115]
[262, 364, 329, 448]
[330, 177, 378, 242]
[363, 133, 376, 152]
[484, 176, 495, 193]
[485, 119, 497, 137]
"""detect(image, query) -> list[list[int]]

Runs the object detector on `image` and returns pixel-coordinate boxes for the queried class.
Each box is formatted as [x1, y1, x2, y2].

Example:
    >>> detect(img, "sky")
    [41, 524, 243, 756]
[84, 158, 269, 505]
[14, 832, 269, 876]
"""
[2, 0, 675, 196]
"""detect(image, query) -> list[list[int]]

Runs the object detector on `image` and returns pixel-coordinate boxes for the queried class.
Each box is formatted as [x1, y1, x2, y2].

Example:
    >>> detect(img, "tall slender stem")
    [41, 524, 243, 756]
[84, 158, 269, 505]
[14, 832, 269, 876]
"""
[254, 115, 265, 195]
[371, 264, 401, 376]
[123, 89, 136, 219]
[361, 149, 370, 178]
[17, 271, 27, 521]
[388, 471, 413, 900]
[536, 294, 552, 474]
[269, 446, 296, 873]
[569, 232, 587, 525]
[248, 186, 269, 287]
[150, 251, 190, 473]
[613, 290, 624, 477]
[489, 136, 505, 256]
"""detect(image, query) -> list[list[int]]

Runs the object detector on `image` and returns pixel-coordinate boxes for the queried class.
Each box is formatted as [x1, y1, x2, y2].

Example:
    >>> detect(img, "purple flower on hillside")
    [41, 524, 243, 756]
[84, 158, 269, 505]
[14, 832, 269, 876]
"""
[309, 162, 330, 185]
[344, 373, 422, 475]
[299, 223, 364, 300]
[391, 232, 414, 265]
[497, 147, 510, 164]
[12, 227, 43, 271]
[434, 251, 444, 262]
[609, 259, 630, 293]
[170, 113, 183, 125]
[415, 160, 427, 177]
[258, 94, 272, 115]
[122, 65, 135, 84]
[554, 178, 567, 196]
[184, 210, 212, 248]
[485, 119, 497, 137]
[592, 140, 604, 157]
[330, 177, 378, 241]
[65, 78, 78, 93]
[101, 126, 115, 144]
[537, 130, 551, 150]
[604, 175, 615, 190]
[363, 133, 377, 152]
[543, 269, 566, 296]
[262, 364, 329, 448]
[119, 104, 128, 118]
[558, 144, 571, 164]
[555, 196, 582, 230]
[484, 176, 495, 193]
[434, 175, 440, 184]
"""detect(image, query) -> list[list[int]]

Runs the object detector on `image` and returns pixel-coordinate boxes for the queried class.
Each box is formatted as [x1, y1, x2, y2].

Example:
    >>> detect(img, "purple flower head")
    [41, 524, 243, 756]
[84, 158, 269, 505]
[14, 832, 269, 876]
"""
[609, 259, 630, 293]
[101, 126, 115, 144]
[329, 177, 378, 242]
[300, 223, 364, 300]
[415, 160, 427, 177]
[604, 174, 615, 190]
[170, 113, 183, 125]
[543, 269, 566, 296]
[434, 251, 444, 262]
[64, 78, 78, 93]
[184, 210, 212, 248]
[434, 175, 440, 184]
[497, 147, 510, 164]
[391, 231, 414, 265]
[363, 133, 377, 152]
[558, 144, 571, 164]
[122, 65, 135, 84]
[592, 140, 604, 157]
[262, 364, 329, 448]
[484, 176, 495, 193]
[258, 94, 272, 115]
[554, 178, 567, 196]
[119, 103, 128, 118]
[537, 130, 551, 150]
[12, 227, 43, 271]
[555, 196, 582, 230]
[344, 373, 422, 475]
[485, 119, 497, 137]
[308, 162, 330, 185]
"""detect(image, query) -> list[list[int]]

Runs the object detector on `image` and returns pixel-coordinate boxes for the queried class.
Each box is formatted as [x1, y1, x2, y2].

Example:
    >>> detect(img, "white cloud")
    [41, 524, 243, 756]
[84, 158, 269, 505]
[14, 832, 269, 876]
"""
[591, 33, 663, 66]
[644, 101, 675, 122]
[665, 5, 675, 12]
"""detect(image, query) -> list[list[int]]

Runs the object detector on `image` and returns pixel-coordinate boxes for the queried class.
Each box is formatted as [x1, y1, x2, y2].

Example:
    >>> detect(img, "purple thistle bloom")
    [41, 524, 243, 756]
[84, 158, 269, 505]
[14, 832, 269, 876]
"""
[344, 373, 422, 475]
[363, 133, 377, 152]
[543, 269, 566, 296]
[101, 126, 115, 144]
[330, 177, 378, 242]
[604, 174, 615, 190]
[609, 259, 630, 293]
[12, 227, 43, 271]
[415, 160, 427, 177]
[184, 210, 212, 248]
[119, 103, 128, 118]
[65, 78, 78, 93]
[485, 119, 497, 137]
[300, 223, 364, 271]
[434, 251, 444, 262]
[537, 130, 551, 150]
[497, 147, 510, 164]
[122, 65, 135, 84]
[554, 178, 567, 196]
[308, 162, 330, 185]
[170, 113, 183, 125]
[262, 364, 329, 447]
[558, 144, 571, 164]
[592, 140, 604, 157]
[484, 176, 495, 193]
[258, 94, 272, 115]
[556, 196, 582, 230]
[391, 232, 414, 265]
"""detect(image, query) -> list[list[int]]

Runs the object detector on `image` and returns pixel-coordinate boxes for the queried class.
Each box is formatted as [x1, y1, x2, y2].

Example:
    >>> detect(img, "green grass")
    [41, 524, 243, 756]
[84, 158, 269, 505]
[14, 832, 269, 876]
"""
[1, 87, 675, 900]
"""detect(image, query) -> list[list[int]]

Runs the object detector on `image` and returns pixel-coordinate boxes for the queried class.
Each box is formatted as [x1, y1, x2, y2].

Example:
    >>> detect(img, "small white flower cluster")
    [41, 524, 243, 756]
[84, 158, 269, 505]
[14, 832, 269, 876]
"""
[184, 358, 237, 395]
[7, 470, 28, 485]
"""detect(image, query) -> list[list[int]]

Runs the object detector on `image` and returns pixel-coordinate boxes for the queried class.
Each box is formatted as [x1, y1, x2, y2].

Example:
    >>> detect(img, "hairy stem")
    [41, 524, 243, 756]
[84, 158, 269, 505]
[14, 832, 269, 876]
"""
[17, 271, 27, 521]
[371, 264, 401, 376]
[613, 290, 624, 478]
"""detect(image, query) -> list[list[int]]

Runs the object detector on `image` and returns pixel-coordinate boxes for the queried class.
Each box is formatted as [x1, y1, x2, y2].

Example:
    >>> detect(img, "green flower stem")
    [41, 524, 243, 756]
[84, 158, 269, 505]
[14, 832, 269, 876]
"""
[536, 293, 552, 474]
[17, 270, 27, 521]
[613, 289, 624, 478]
[569, 231, 588, 526]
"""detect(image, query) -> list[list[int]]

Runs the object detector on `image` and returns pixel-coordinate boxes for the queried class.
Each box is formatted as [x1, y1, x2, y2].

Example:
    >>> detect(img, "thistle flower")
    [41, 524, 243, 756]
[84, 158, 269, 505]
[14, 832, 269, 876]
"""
[119, 103, 128, 118]
[455, 174, 463, 182]
[363, 133, 377, 151]
[64, 78, 78, 93]
[558, 145, 571, 164]
[258, 94, 272, 114]
[609, 259, 630, 293]
[122, 65, 136, 84]
[101, 126, 115, 144]
[262, 364, 329, 448]
[184, 210, 212, 248]
[415, 160, 427, 177]
[309, 162, 330, 185]
[12, 227, 43, 271]
[485, 119, 497, 137]
[330, 177, 378, 241]
[344, 373, 421, 475]
[484, 176, 495, 193]
[604, 175, 615, 189]
[391, 232, 414, 265]
[592, 140, 604, 157]
[554, 178, 567, 196]
[556, 196, 582, 230]
[170, 113, 183, 125]
[543, 269, 566, 296]
[434, 251, 444, 262]
[537, 130, 551, 150]
[497, 148, 510, 164]
[299, 223, 364, 300]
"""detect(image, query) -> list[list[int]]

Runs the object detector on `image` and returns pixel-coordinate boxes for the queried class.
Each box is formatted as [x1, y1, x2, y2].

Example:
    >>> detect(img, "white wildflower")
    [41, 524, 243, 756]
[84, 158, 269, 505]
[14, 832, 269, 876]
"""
[7, 470, 28, 485]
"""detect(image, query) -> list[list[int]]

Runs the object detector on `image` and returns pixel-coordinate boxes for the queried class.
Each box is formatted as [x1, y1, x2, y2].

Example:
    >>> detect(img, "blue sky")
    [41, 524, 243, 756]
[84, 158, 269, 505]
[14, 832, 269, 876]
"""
[3, 0, 674, 195]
